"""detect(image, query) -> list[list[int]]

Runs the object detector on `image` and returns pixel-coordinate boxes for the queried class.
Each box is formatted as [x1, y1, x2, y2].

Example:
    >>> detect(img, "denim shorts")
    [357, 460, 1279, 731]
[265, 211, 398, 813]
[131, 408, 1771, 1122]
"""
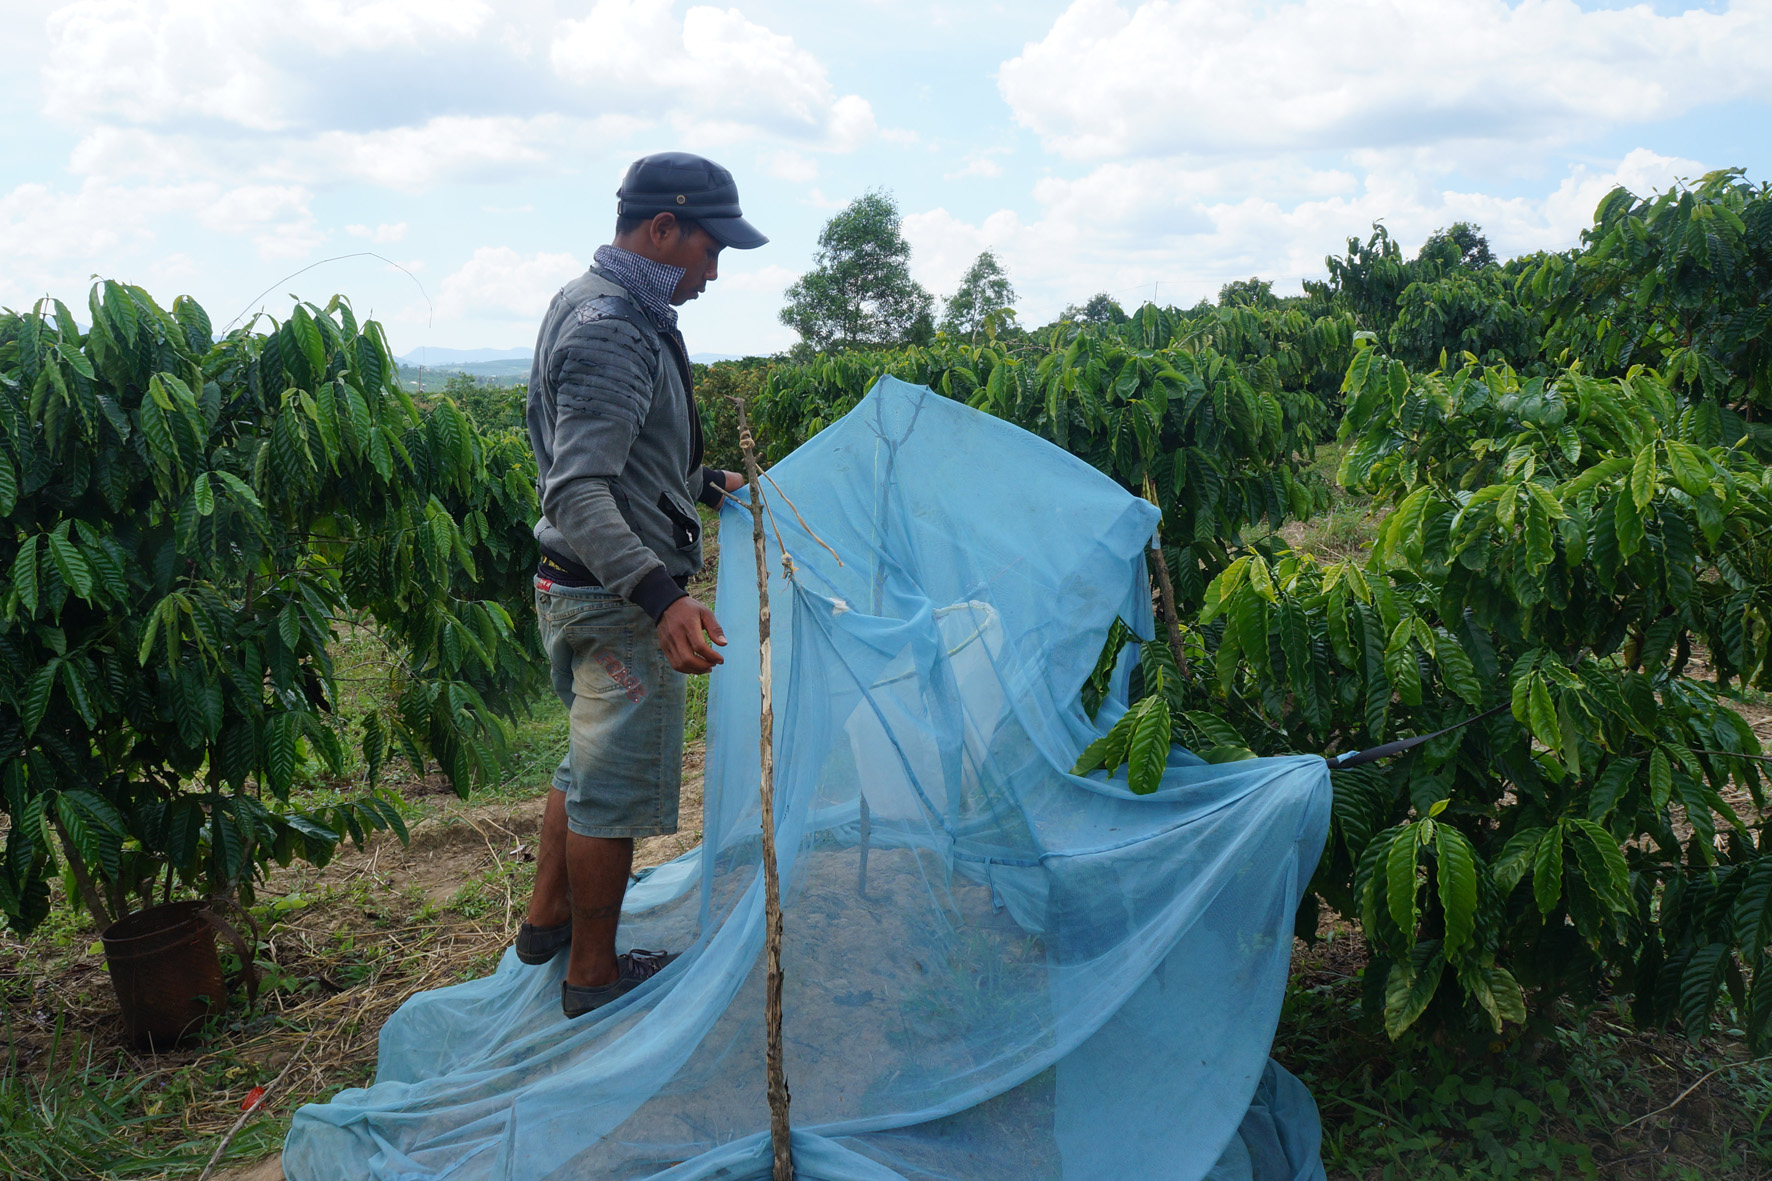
[535, 580, 685, 838]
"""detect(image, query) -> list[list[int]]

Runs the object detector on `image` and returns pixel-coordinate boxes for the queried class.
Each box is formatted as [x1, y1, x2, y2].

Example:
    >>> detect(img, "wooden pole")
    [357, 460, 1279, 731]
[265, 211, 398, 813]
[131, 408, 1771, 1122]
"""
[735, 398, 793, 1181]
[1143, 478, 1190, 678]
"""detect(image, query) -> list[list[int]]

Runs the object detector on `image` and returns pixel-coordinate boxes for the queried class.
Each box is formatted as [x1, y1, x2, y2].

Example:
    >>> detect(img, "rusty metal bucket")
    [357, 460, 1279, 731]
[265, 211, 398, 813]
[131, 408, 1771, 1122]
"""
[101, 900, 257, 1050]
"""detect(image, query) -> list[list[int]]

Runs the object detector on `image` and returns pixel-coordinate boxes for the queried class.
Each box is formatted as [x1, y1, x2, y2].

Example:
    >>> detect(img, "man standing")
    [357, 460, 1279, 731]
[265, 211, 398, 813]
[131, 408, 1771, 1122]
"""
[518, 152, 767, 1018]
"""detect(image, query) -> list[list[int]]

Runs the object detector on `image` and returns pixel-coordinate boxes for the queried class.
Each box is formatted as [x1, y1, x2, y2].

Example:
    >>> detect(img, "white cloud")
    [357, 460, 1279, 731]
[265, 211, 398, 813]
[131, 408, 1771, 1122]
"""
[550, 0, 876, 149]
[43, 0, 494, 131]
[436, 246, 585, 321]
[903, 148, 1707, 317]
[346, 222, 408, 243]
[0, 176, 326, 271]
[902, 208, 1027, 297]
[298, 116, 563, 191]
[1001, 0, 1772, 159]
[40, 0, 873, 199]
[716, 262, 798, 295]
[763, 149, 819, 183]
[802, 188, 849, 210]
[197, 183, 324, 258]
[944, 149, 1008, 180]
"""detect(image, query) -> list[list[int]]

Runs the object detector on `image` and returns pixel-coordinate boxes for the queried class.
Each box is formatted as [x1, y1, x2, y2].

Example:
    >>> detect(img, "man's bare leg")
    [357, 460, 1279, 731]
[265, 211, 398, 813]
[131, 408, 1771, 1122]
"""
[564, 832, 634, 988]
[526, 788, 574, 928]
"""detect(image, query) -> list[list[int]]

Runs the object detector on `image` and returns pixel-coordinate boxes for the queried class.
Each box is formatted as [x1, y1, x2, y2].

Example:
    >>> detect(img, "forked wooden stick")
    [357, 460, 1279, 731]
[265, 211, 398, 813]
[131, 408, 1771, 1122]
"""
[734, 397, 793, 1181]
[1143, 478, 1190, 678]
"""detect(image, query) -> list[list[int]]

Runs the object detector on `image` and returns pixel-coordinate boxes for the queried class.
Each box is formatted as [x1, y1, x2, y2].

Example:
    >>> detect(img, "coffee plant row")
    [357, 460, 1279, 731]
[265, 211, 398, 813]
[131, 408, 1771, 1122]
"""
[741, 170, 1772, 1049]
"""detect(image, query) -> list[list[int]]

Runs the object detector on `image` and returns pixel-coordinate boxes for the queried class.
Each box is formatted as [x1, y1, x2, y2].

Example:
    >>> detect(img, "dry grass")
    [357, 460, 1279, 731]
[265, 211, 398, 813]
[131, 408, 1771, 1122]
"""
[0, 738, 709, 1181]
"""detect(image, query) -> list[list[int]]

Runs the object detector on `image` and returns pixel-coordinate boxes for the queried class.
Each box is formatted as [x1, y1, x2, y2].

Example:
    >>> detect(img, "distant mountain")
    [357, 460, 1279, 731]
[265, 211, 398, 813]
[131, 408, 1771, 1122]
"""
[395, 357, 532, 391]
[689, 352, 742, 364]
[397, 346, 531, 366]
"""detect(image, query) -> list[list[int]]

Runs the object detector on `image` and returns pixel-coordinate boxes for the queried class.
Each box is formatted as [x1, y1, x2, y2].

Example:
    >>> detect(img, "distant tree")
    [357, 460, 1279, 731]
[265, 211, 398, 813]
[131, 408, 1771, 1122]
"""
[940, 250, 1018, 340]
[1419, 222, 1496, 271]
[779, 190, 934, 349]
[434, 372, 525, 435]
[1218, 277, 1277, 308]
[1064, 293, 1129, 324]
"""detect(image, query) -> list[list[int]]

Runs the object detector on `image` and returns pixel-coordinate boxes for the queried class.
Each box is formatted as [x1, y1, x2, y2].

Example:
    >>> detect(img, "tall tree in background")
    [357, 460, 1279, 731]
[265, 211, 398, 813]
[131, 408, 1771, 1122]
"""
[779, 190, 933, 350]
[1217, 277, 1278, 308]
[1064, 293, 1129, 324]
[1419, 221, 1496, 271]
[940, 250, 1017, 340]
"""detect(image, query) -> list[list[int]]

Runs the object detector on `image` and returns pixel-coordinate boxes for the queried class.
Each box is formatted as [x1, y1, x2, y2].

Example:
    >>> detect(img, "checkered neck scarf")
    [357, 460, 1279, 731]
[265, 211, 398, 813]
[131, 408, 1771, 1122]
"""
[592, 245, 683, 333]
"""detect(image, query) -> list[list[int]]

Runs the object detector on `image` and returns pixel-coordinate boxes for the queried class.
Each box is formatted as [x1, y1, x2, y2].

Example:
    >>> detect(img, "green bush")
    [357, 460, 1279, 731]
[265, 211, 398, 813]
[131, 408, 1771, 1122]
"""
[1528, 168, 1772, 432]
[1190, 345, 1772, 1046]
[0, 282, 544, 934]
[750, 318, 1336, 610]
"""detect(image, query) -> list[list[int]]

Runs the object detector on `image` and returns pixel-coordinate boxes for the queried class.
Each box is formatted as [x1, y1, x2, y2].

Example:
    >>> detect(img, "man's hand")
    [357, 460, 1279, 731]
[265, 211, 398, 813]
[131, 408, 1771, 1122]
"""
[657, 596, 727, 674]
[707, 469, 745, 505]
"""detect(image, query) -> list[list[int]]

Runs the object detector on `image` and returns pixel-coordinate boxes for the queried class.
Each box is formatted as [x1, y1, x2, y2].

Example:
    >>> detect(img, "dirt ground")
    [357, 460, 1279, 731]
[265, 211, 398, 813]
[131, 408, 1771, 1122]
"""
[0, 743, 708, 1181]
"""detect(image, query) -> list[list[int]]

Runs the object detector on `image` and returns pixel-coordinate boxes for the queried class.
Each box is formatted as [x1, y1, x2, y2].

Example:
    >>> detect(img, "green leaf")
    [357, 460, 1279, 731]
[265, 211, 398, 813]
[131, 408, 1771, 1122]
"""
[1073, 712, 1134, 776]
[55, 794, 105, 880]
[1387, 640, 1423, 708]
[1649, 748, 1673, 808]
[1532, 824, 1564, 917]
[212, 469, 263, 508]
[1183, 710, 1246, 749]
[1524, 496, 1554, 570]
[1565, 818, 1630, 916]
[279, 600, 302, 650]
[1527, 675, 1560, 755]
[1435, 826, 1478, 957]
[1245, 555, 1276, 602]
[366, 793, 410, 846]
[191, 471, 214, 516]
[11, 535, 40, 615]
[139, 384, 177, 478]
[1126, 694, 1173, 795]
[266, 713, 300, 799]
[291, 306, 327, 380]
[1384, 944, 1445, 1039]
[1509, 651, 1540, 728]
[1432, 629, 1483, 707]
[1587, 757, 1639, 821]
[46, 526, 93, 600]
[59, 660, 97, 727]
[1613, 490, 1644, 560]
[1629, 444, 1658, 510]
[20, 661, 59, 737]
[1464, 962, 1528, 1032]
[1663, 440, 1711, 496]
[212, 807, 245, 883]
[1731, 858, 1772, 953]
[1680, 943, 1729, 1039]
[1386, 824, 1422, 938]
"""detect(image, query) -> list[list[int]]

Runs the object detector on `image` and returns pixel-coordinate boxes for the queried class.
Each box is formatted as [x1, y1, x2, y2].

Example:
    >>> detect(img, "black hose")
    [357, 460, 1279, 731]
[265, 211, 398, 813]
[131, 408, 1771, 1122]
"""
[1323, 703, 1511, 770]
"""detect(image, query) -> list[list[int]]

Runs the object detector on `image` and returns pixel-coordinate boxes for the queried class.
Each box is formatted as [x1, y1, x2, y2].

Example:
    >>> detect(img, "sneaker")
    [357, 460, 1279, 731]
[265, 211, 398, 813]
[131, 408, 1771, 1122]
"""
[561, 950, 679, 1018]
[514, 918, 572, 965]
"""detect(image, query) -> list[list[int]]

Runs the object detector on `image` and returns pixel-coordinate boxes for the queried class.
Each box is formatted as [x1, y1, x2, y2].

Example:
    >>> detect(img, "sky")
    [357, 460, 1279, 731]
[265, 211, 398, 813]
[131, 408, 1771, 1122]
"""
[2, 0, 1768, 360]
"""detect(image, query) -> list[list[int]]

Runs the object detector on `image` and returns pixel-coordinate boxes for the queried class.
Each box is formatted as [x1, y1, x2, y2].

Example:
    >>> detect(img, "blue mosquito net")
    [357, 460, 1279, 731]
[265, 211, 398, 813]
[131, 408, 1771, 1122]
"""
[283, 376, 1334, 1181]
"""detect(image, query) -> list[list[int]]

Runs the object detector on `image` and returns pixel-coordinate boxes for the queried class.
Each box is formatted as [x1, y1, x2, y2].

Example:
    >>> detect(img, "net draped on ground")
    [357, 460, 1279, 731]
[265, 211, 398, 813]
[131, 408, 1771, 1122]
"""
[283, 376, 1334, 1181]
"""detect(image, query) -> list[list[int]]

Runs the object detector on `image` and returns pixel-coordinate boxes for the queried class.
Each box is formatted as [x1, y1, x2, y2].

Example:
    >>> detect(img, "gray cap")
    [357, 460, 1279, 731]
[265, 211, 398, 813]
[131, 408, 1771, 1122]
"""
[616, 152, 768, 250]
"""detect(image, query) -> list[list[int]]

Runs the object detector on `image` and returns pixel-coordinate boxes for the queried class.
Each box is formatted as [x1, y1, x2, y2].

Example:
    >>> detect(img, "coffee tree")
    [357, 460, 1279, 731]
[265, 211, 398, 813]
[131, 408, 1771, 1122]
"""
[751, 312, 1341, 611]
[1527, 168, 1772, 431]
[0, 282, 542, 934]
[1185, 346, 1772, 1045]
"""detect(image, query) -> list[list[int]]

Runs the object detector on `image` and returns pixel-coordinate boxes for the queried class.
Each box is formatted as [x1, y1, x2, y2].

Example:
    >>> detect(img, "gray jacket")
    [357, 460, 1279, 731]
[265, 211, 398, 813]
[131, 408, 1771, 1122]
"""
[528, 265, 716, 620]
